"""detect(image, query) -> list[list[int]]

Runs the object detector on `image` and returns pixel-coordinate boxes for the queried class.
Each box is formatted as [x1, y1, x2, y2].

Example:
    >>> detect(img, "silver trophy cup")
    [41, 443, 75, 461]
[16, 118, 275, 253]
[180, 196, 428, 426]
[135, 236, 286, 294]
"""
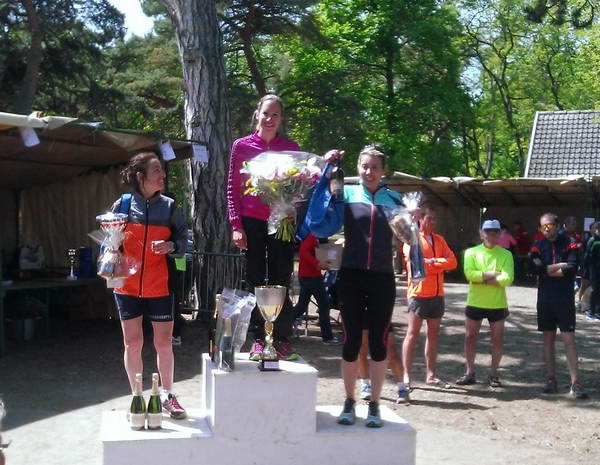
[254, 285, 286, 371]
[66, 248, 77, 280]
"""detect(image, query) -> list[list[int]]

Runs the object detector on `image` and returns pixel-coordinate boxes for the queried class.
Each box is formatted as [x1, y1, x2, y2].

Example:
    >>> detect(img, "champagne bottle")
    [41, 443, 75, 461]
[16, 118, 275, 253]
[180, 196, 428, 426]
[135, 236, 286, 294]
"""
[147, 373, 162, 430]
[330, 160, 345, 202]
[129, 373, 146, 430]
[220, 317, 234, 371]
[210, 294, 222, 362]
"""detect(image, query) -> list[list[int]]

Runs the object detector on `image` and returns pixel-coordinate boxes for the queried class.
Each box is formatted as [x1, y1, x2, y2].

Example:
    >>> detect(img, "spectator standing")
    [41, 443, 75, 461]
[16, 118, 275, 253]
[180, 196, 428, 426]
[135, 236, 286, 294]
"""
[292, 234, 339, 344]
[529, 213, 588, 398]
[512, 221, 531, 282]
[497, 223, 517, 252]
[457, 219, 514, 388]
[581, 222, 600, 317]
[401, 207, 457, 400]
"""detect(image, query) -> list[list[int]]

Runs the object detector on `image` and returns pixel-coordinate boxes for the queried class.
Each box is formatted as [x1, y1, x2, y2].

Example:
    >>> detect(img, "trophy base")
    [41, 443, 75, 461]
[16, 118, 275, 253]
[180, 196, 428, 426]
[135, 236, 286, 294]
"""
[258, 359, 280, 371]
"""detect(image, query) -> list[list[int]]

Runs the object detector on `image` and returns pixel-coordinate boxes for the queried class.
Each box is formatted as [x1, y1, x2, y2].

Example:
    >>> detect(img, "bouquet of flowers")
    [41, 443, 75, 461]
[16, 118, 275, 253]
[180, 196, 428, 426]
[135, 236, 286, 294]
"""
[241, 151, 324, 241]
[385, 192, 426, 283]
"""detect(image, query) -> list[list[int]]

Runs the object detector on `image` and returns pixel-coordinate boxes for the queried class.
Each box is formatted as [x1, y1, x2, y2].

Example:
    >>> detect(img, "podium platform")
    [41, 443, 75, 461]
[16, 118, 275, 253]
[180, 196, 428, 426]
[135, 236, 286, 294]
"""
[101, 353, 416, 465]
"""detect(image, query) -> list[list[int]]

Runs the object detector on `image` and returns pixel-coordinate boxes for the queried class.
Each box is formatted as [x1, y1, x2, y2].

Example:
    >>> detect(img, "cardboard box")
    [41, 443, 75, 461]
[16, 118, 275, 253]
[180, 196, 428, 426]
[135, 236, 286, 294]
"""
[315, 243, 343, 269]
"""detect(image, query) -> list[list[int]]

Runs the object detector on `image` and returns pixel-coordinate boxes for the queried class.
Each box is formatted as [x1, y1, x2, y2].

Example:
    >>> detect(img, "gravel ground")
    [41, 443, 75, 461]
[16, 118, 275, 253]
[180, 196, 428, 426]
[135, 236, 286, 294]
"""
[1, 279, 599, 464]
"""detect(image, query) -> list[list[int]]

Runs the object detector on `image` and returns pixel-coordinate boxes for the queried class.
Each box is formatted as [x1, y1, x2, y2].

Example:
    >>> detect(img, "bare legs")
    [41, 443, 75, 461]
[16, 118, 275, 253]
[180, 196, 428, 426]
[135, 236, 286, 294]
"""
[121, 317, 144, 391]
[463, 318, 482, 375]
[120, 317, 175, 392]
[462, 317, 504, 377]
[153, 320, 175, 390]
[543, 330, 579, 385]
[402, 312, 442, 384]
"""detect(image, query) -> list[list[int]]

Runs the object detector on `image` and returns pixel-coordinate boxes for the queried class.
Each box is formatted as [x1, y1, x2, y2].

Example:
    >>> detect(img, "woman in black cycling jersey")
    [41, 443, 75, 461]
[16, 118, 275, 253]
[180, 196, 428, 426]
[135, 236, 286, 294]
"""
[320, 145, 402, 428]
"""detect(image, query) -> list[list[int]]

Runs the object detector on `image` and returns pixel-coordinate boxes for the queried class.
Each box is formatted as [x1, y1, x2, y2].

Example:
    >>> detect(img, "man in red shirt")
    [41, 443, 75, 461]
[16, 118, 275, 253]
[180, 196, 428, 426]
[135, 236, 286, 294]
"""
[292, 234, 339, 344]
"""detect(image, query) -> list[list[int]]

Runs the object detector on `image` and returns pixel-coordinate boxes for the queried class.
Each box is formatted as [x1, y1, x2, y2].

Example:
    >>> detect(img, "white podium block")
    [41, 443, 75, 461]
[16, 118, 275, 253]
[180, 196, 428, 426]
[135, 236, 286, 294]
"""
[202, 353, 317, 439]
[101, 353, 416, 465]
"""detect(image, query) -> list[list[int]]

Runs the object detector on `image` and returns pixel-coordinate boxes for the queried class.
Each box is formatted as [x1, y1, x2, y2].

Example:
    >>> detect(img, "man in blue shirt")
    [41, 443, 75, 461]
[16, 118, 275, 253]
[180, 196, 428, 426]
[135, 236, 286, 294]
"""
[530, 212, 588, 399]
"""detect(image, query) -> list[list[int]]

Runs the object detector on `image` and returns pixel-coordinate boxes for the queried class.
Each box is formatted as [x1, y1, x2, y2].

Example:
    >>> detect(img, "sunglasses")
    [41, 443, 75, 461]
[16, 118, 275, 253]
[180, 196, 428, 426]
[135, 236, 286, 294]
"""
[540, 223, 557, 231]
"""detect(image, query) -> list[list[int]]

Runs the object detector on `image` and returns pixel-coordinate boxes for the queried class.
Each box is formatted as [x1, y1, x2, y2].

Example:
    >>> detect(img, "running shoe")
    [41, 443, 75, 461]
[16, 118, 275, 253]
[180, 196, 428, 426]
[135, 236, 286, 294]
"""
[323, 336, 341, 345]
[359, 383, 372, 400]
[274, 341, 299, 361]
[455, 373, 476, 385]
[585, 311, 597, 321]
[171, 336, 182, 346]
[162, 394, 187, 420]
[542, 377, 558, 394]
[396, 387, 410, 404]
[337, 398, 356, 425]
[569, 382, 589, 399]
[365, 401, 383, 428]
[488, 375, 502, 388]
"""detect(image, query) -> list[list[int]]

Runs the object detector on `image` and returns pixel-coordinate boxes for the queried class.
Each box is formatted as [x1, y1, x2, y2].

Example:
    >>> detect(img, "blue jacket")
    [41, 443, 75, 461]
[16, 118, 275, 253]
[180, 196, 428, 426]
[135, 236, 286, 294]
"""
[298, 164, 402, 273]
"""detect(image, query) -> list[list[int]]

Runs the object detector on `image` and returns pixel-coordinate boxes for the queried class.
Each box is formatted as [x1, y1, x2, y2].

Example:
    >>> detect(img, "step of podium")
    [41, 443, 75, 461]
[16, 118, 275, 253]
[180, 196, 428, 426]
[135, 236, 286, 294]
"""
[101, 353, 416, 465]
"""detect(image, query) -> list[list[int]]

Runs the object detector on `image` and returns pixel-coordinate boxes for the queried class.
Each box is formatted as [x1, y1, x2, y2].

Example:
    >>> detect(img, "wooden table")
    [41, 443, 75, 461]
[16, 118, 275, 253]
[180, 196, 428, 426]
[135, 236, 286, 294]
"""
[0, 277, 102, 356]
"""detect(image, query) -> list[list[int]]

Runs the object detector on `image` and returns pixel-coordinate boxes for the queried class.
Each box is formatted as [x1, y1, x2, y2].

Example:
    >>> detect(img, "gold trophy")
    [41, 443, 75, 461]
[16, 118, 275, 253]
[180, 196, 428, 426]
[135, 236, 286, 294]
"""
[254, 285, 286, 371]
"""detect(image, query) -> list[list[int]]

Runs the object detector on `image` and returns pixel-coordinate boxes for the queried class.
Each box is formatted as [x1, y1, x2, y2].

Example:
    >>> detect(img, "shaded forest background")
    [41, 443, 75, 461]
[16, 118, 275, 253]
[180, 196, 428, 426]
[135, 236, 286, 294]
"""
[2, 0, 599, 179]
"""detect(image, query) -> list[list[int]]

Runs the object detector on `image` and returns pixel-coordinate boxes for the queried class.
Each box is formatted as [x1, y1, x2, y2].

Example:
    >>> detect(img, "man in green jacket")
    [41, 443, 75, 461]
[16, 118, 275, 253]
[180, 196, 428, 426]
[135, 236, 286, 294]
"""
[457, 219, 514, 388]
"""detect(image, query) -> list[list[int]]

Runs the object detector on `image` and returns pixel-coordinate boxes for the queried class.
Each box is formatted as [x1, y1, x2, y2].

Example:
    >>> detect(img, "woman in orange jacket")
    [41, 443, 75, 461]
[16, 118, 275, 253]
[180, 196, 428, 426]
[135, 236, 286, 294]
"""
[401, 206, 457, 393]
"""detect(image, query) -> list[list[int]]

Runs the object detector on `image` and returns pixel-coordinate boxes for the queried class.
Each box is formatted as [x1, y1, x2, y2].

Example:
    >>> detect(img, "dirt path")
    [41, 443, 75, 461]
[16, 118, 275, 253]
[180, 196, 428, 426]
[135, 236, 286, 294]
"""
[1, 281, 599, 464]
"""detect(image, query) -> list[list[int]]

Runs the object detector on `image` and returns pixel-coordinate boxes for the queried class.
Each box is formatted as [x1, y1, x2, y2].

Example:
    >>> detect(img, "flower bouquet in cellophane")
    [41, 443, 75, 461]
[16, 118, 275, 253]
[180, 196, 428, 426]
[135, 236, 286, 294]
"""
[385, 192, 426, 282]
[241, 151, 324, 241]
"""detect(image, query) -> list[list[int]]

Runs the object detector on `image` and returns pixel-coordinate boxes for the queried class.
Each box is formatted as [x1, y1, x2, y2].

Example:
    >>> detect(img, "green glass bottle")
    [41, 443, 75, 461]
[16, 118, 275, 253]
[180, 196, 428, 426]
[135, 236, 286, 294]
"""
[129, 373, 146, 430]
[147, 373, 162, 430]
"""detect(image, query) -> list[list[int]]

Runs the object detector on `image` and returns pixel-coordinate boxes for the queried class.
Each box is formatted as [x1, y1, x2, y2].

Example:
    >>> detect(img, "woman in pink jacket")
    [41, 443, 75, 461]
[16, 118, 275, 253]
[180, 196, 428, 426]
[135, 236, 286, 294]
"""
[227, 94, 300, 361]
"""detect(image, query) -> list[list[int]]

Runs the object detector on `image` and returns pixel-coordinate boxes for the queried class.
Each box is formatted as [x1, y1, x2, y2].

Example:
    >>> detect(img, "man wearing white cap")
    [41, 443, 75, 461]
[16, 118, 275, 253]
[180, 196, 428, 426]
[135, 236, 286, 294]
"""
[457, 219, 514, 387]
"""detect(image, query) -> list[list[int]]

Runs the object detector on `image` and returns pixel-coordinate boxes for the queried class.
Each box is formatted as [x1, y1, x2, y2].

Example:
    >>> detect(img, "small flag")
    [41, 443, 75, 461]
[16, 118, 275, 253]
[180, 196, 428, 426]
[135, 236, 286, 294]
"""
[19, 127, 40, 147]
[159, 140, 176, 161]
[192, 144, 209, 163]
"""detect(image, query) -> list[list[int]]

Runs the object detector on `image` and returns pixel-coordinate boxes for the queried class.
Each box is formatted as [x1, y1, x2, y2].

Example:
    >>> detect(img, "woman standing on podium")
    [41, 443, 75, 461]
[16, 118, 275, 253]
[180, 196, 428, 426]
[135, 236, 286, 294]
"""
[299, 145, 403, 428]
[111, 152, 188, 420]
[226, 94, 301, 361]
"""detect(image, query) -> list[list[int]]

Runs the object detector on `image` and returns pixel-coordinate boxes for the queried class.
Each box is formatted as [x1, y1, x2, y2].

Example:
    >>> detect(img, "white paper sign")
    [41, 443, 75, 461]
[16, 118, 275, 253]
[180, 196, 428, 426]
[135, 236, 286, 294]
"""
[192, 144, 209, 163]
[159, 140, 176, 161]
[18, 126, 40, 147]
[584, 217, 596, 232]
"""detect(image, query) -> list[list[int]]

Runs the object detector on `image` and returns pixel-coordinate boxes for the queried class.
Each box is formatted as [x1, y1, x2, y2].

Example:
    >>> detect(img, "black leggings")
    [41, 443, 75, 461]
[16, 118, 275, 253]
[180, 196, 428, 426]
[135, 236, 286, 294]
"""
[243, 216, 294, 341]
[338, 268, 396, 362]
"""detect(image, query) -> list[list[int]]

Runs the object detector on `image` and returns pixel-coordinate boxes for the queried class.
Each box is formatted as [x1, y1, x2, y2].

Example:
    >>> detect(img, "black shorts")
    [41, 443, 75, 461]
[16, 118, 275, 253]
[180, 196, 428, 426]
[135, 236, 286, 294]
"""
[537, 301, 576, 332]
[465, 306, 509, 323]
[408, 296, 444, 319]
[114, 293, 174, 322]
[339, 268, 396, 362]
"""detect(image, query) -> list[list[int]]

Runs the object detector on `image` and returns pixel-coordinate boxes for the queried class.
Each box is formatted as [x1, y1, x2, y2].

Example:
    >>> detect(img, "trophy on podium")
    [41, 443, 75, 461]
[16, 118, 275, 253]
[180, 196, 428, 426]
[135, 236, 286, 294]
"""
[254, 285, 286, 371]
[66, 248, 77, 281]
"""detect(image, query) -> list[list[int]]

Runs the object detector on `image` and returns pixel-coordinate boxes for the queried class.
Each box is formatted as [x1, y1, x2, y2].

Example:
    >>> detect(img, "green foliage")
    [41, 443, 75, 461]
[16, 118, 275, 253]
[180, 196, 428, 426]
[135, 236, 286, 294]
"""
[0, 0, 125, 113]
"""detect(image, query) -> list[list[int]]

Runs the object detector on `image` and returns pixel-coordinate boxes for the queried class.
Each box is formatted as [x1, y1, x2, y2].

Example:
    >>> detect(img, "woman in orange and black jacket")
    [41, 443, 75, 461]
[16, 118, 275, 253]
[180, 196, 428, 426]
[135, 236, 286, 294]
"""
[111, 152, 188, 420]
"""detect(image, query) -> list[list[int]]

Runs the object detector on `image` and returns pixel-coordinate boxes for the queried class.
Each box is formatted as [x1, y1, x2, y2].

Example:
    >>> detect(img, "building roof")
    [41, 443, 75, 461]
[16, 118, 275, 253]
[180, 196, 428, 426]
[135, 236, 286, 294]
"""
[347, 172, 599, 207]
[0, 112, 204, 190]
[525, 110, 600, 179]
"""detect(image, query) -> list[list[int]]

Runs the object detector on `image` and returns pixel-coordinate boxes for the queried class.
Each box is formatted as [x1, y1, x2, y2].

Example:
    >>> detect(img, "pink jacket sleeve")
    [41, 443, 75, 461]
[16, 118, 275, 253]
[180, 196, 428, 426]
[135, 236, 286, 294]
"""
[227, 139, 244, 231]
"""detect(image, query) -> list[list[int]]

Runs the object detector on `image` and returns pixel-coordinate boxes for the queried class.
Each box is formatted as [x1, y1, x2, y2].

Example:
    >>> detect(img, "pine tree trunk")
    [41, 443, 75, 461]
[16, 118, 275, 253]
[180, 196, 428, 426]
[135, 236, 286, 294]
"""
[15, 0, 43, 114]
[158, 0, 238, 311]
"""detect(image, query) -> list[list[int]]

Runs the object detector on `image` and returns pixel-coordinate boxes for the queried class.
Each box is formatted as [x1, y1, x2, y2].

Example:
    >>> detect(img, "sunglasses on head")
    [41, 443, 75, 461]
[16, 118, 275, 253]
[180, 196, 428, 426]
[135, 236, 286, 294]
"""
[540, 223, 557, 231]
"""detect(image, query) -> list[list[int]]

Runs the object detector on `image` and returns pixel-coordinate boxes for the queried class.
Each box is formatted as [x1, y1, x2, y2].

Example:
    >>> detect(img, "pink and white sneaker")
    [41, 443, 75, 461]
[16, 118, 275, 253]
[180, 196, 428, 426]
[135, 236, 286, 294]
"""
[162, 394, 187, 420]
